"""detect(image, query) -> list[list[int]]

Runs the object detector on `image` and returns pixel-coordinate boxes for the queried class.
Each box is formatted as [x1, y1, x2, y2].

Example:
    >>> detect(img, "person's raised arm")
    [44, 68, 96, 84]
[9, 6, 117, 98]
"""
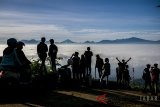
[126, 57, 131, 63]
[116, 57, 121, 63]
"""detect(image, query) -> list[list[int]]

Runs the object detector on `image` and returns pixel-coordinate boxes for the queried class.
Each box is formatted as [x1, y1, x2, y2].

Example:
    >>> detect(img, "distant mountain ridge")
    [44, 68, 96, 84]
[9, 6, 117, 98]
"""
[84, 41, 95, 44]
[21, 39, 38, 44]
[97, 37, 160, 44]
[61, 39, 75, 43]
[18, 37, 160, 44]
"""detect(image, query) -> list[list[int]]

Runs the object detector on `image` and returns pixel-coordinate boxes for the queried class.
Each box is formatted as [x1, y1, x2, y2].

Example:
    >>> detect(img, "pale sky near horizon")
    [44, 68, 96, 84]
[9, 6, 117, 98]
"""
[0, 0, 160, 42]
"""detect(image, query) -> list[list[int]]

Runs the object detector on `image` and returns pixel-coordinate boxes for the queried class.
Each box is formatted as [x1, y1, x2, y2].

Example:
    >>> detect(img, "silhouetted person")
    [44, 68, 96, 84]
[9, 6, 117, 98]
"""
[143, 64, 152, 91]
[16, 41, 32, 82]
[95, 54, 104, 78]
[48, 39, 58, 71]
[58, 61, 72, 85]
[151, 63, 160, 94]
[84, 47, 93, 76]
[16, 41, 31, 66]
[100, 58, 110, 85]
[116, 63, 122, 83]
[124, 65, 130, 87]
[116, 57, 131, 83]
[71, 52, 80, 79]
[37, 37, 48, 75]
[79, 54, 86, 80]
[0, 38, 22, 73]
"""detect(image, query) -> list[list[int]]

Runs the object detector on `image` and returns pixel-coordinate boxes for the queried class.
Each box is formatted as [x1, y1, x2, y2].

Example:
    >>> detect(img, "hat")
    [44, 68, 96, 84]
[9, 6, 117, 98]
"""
[17, 41, 25, 46]
[49, 39, 54, 43]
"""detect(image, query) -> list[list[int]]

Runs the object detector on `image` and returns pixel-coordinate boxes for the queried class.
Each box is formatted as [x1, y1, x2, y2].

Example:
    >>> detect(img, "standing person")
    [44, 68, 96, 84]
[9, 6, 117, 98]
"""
[100, 58, 110, 85]
[72, 52, 80, 79]
[142, 64, 152, 91]
[116, 57, 131, 83]
[116, 63, 122, 84]
[16, 41, 32, 82]
[151, 63, 160, 94]
[84, 47, 93, 76]
[48, 39, 58, 71]
[79, 54, 86, 80]
[124, 65, 130, 87]
[95, 54, 104, 78]
[37, 37, 48, 75]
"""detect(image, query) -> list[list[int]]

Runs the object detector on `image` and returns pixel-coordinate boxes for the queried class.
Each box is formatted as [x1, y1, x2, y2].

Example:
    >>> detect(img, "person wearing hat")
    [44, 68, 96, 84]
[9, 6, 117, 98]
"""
[16, 41, 32, 82]
[16, 41, 31, 65]
[48, 39, 58, 71]
[0, 38, 22, 73]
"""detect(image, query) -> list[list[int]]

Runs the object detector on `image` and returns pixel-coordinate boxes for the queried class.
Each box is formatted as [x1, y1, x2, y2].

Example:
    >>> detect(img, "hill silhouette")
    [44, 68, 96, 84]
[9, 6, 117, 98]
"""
[84, 41, 96, 44]
[61, 39, 75, 44]
[21, 39, 39, 44]
[97, 37, 160, 44]
[17, 37, 160, 44]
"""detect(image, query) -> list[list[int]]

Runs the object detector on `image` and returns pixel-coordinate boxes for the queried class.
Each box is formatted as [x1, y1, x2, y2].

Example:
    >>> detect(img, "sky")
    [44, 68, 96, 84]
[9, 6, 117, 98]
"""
[0, 0, 160, 42]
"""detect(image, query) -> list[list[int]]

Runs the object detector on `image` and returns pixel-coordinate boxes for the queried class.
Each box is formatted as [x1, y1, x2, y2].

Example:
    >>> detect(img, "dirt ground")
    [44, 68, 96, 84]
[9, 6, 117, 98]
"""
[0, 86, 160, 107]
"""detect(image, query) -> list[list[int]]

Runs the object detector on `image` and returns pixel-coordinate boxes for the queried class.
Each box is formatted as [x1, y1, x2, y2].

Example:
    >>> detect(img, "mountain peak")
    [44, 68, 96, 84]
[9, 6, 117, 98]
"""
[84, 41, 95, 44]
[21, 39, 38, 44]
[61, 39, 75, 43]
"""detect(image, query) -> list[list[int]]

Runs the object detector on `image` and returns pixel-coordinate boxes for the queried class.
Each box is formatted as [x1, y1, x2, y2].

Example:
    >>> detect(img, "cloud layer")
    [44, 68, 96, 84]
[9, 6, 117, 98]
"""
[0, 0, 160, 41]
